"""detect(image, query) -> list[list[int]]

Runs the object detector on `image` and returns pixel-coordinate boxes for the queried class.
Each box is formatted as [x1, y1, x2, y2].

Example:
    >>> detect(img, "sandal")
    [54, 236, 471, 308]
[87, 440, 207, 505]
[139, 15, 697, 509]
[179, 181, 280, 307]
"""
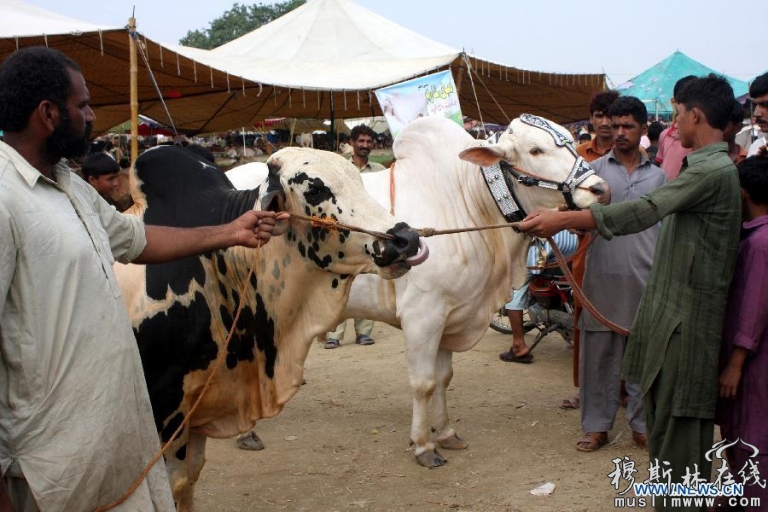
[499, 350, 533, 364]
[559, 396, 580, 410]
[355, 334, 375, 346]
[576, 432, 608, 452]
[323, 339, 340, 349]
[632, 431, 648, 451]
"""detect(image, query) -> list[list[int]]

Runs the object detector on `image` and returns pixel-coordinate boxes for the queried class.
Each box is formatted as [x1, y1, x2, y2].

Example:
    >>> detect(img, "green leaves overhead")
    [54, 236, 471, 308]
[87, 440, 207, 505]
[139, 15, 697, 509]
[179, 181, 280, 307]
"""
[180, 1, 306, 49]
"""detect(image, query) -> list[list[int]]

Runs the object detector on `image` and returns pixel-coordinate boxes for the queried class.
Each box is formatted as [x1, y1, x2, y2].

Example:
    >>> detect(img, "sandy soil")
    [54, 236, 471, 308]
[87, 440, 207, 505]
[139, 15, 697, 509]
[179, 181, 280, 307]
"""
[192, 323, 654, 512]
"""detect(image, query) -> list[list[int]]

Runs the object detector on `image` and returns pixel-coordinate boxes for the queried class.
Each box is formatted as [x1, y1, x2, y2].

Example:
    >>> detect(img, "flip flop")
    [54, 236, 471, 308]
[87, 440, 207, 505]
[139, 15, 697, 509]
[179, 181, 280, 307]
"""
[323, 339, 340, 349]
[499, 350, 533, 364]
[576, 432, 608, 452]
[559, 396, 580, 410]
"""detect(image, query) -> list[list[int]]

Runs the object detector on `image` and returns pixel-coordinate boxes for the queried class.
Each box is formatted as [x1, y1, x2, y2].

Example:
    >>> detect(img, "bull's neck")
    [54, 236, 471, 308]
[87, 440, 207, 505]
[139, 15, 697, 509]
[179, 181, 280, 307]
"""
[218, 237, 353, 416]
[220, 189, 261, 224]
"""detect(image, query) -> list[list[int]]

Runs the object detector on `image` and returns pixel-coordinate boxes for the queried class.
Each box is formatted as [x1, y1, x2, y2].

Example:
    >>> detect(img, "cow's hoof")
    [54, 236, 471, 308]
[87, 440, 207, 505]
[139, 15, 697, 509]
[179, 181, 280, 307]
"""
[236, 431, 265, 451]
[438, 433, 468, 450]
[415, 448, 447, 468]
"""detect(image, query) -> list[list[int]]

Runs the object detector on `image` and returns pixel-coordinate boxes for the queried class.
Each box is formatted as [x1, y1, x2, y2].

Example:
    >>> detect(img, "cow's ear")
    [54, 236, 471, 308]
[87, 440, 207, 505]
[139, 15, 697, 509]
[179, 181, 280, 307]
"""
[458, 146, 506, 166]
[260, 162, 285, 212]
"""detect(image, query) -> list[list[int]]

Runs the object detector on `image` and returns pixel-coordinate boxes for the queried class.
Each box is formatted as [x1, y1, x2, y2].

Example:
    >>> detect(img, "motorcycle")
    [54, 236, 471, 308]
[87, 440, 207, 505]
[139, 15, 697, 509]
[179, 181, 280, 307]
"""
[489, 268, 574, 351]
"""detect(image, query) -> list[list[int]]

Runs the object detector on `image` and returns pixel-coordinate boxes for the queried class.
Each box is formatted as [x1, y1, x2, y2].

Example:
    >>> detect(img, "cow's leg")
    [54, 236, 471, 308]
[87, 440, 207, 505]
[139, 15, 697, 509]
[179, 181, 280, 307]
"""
[180, 432, 207, 512]
[163, 427, 193, 511]
[404, 325, 446, 468]
[431, 348, 468, 451]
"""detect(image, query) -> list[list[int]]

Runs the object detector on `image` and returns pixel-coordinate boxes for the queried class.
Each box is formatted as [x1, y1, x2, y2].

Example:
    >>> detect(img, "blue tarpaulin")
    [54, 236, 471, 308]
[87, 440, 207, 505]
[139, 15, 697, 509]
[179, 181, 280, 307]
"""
[614, 51, 749, 117]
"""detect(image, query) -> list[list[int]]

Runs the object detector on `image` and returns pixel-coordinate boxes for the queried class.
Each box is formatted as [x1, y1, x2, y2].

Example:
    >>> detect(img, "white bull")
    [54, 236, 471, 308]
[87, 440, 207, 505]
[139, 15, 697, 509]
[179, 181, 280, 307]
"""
[296, 132, 314, 148]
[341, 116, 607, 466]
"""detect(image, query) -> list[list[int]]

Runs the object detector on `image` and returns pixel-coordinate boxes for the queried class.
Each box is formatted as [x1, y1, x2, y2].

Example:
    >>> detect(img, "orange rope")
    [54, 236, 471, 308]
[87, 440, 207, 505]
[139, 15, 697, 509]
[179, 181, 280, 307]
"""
[289, 213, 624, 335]
[538, 231, 596, 269]
[548, 236, 630, 337]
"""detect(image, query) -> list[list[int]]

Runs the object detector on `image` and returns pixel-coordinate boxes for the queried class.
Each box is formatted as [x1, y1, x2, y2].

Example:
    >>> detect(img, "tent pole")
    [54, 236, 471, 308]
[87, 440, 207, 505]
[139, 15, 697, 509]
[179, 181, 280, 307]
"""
[289, 118, 297, 147]
[128, 17, 139, 165]
[329, 93, 336, 151]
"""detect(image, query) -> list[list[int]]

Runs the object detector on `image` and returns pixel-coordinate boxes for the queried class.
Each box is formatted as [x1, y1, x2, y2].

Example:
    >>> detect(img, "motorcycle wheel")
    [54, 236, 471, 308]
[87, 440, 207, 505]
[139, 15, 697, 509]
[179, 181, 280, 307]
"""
[489, 307, 513, 334]
[489, 307, 536, 335]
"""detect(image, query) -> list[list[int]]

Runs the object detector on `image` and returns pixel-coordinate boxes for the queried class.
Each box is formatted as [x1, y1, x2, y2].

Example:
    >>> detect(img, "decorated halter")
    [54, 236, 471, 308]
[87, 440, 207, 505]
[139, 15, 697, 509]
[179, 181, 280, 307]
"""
[480, 114, 596, 223]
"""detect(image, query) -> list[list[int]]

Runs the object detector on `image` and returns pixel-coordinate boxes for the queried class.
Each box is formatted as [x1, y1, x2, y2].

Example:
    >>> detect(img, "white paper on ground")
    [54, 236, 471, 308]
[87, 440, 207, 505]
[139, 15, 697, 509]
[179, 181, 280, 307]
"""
[529, 482, 556, 496]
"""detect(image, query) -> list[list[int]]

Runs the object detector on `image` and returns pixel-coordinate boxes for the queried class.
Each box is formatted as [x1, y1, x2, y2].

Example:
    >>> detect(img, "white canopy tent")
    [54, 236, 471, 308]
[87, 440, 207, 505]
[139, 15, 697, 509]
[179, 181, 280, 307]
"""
[0, 0, 295, 136]
[1, 0, 605, 140]
[170, 0, 606, 125]
[172, 0, 458, 90]
[1, 0, 109, 36]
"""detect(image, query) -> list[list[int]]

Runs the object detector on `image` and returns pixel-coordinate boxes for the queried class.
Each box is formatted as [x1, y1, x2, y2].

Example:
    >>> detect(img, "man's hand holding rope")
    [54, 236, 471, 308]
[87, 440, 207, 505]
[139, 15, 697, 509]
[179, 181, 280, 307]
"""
[517, 209, 596, 238]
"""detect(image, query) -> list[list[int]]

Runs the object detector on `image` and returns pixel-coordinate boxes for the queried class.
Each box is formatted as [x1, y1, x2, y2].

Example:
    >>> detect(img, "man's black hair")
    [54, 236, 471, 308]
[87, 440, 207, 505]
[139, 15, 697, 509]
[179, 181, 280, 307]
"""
[608, 96, 648, 125]
[729, 100, 745, 126]
[588, 91, 619, 115]
[0, 47, 81, 132]
[647, 121, 664, 142]
[673, 75, 697, 101]
[350, 124, 377, 141]
[675, 74, 735, 131]
[738, 155, 768, 205]
[749, 72, 768, 99]
[81, 152, 120, 178]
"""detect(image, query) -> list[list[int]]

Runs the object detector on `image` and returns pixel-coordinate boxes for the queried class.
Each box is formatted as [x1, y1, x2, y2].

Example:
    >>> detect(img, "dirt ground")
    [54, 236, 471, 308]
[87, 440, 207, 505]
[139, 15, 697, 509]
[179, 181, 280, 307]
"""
[193, 323, 655, 512]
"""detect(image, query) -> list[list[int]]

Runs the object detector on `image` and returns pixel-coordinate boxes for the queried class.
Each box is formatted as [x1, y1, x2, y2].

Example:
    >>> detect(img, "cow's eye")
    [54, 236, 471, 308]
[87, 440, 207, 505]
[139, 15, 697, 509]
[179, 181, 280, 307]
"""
[529, 147, 544, 156]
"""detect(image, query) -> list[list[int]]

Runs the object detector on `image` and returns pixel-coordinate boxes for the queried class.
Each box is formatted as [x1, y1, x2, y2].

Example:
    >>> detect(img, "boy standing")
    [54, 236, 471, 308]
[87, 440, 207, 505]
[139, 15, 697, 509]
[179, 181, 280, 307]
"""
[716, 155, 768, 509]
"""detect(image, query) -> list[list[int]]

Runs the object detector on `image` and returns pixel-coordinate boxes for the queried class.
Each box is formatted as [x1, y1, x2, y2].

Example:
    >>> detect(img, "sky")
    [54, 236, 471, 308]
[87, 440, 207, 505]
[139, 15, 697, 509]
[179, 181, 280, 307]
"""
[21, 0, 766, 88]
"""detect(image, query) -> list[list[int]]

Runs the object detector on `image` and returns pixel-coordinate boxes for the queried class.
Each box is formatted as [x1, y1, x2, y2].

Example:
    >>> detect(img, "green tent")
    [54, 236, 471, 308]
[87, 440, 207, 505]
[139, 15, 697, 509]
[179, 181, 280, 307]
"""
[614, 51, 749, 117]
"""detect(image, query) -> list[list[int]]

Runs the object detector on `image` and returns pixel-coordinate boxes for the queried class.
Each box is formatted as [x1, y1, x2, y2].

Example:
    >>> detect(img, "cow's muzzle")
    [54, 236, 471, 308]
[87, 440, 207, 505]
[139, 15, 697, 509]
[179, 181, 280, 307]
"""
[372, 222, 428, 269]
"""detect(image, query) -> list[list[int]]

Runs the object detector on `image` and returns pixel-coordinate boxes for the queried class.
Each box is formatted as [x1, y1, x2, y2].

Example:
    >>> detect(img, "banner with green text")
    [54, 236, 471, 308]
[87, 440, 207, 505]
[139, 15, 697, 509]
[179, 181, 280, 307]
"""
[375, 70, 463, 139]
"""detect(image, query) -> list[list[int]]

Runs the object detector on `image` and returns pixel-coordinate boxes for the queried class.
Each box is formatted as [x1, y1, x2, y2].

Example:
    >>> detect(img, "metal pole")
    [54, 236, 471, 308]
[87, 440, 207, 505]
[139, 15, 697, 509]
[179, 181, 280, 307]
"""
[329, 93, 336, 151]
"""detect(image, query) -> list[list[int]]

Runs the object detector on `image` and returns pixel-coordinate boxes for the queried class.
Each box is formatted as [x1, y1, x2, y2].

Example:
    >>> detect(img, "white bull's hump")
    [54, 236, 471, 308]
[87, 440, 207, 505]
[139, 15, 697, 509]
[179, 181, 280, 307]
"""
[225, 162, 268, 190]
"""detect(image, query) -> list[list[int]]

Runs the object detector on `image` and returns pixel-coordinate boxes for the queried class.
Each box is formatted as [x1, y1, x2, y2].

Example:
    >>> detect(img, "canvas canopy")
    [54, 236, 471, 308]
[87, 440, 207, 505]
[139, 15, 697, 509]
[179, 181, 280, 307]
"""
[0, 0, 306, 134]
[170, 0, 606, 125]
[615, 51, 750, 117]
[1, 0, 605, 135]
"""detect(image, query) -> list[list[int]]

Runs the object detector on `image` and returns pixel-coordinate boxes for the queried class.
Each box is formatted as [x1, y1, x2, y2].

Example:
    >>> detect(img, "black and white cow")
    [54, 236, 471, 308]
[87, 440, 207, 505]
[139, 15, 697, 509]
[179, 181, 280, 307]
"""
[114, 146, 427, 510]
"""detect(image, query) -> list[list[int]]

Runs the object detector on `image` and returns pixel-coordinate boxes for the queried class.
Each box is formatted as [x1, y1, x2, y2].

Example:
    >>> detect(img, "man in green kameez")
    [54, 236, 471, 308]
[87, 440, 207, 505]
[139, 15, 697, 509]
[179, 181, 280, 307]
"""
[517, 75, 741, 512]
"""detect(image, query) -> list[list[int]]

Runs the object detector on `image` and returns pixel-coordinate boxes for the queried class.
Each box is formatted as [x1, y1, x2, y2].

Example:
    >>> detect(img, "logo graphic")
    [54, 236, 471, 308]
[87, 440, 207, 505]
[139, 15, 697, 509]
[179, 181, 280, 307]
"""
[608, 439, 764, 509]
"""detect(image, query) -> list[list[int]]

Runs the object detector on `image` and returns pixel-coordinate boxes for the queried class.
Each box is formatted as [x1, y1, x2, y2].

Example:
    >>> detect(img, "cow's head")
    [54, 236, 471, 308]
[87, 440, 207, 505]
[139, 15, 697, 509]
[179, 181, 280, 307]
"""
[259, 148, 427, 279]
[458, 115, 609, 211]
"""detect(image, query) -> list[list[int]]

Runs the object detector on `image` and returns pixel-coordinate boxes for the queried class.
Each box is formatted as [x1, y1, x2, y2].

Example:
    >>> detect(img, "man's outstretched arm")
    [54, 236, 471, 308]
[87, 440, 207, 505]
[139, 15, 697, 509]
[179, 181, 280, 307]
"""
[134, 211, 289, 264]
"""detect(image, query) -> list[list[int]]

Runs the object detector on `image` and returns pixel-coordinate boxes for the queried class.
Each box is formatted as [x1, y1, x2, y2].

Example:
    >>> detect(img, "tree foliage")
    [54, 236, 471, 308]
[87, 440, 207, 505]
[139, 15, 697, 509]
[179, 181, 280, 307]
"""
[180, 1, 306, 49]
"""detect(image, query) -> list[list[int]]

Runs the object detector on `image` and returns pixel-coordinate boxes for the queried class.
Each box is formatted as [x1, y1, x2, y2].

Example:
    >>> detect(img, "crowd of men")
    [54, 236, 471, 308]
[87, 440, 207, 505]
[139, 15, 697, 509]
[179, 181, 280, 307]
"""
[514, 72, 768, 512]
[0, 42, 766, 512]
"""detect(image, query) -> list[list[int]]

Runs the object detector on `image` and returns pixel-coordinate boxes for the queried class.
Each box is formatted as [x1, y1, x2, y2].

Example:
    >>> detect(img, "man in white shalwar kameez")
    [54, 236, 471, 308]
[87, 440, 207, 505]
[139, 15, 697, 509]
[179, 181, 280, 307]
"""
[0, 47, 283, 511]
